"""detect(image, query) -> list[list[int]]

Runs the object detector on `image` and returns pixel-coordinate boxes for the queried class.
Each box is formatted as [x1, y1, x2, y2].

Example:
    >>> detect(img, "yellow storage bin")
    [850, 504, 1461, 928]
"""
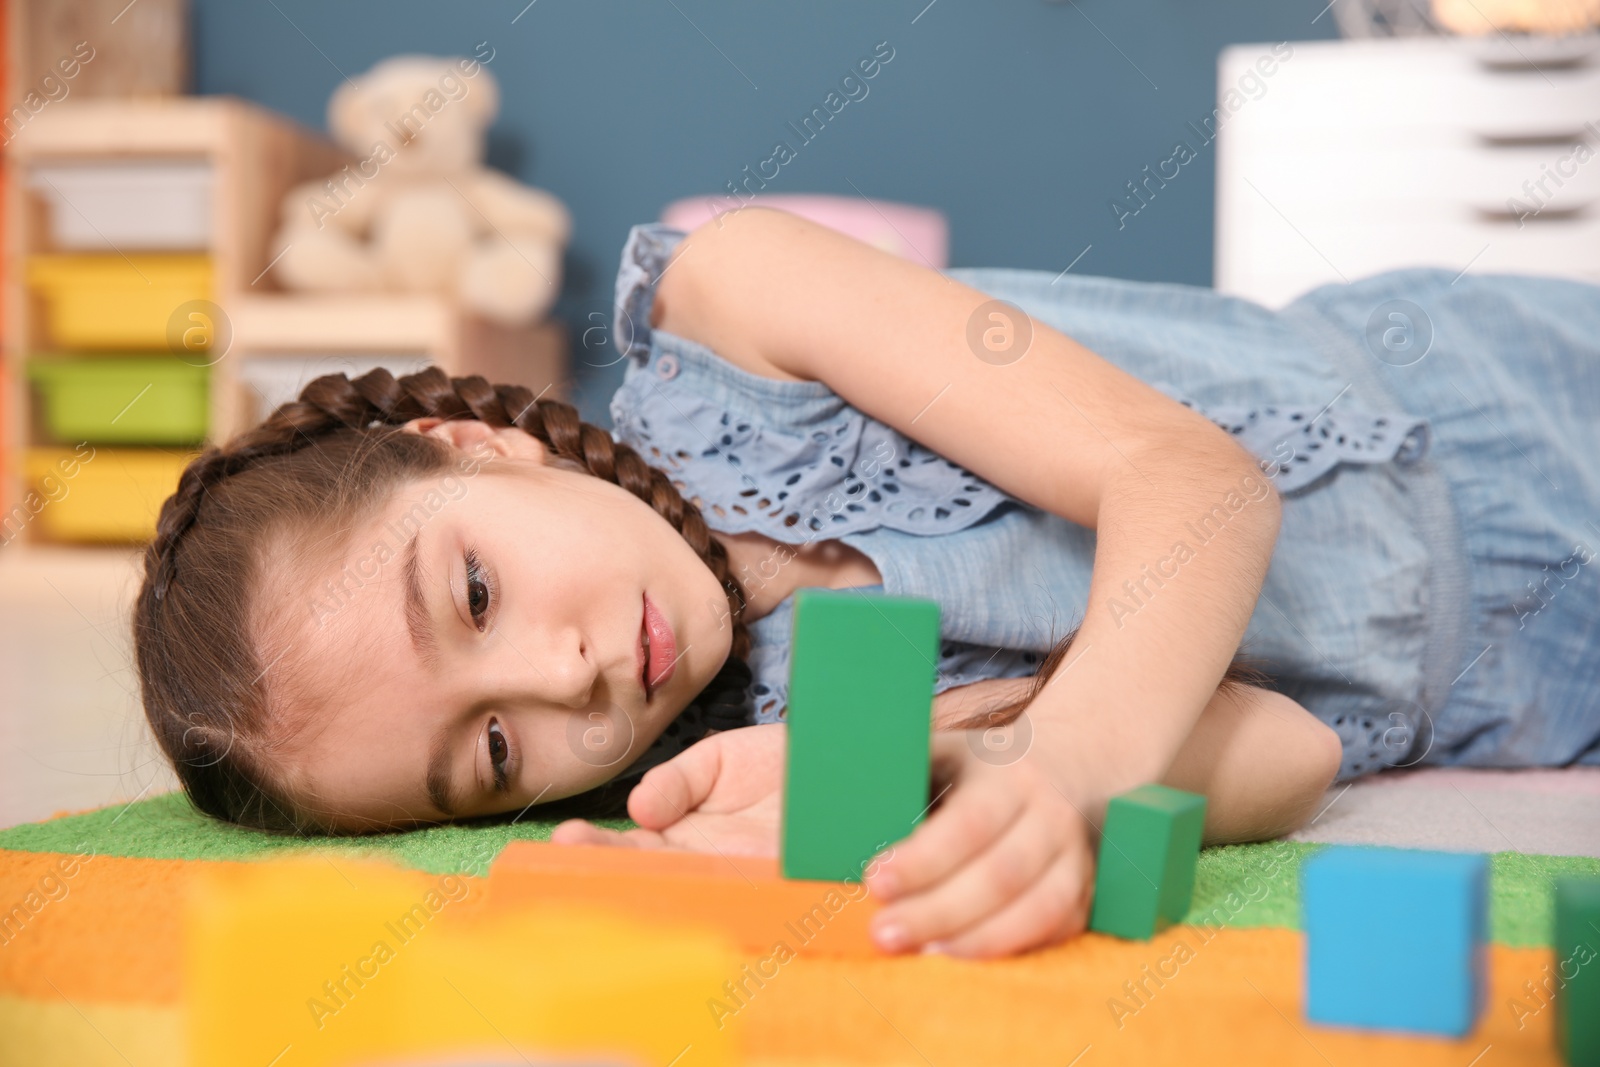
[27, 254, 212, 350]
[23, 447, 196, 543]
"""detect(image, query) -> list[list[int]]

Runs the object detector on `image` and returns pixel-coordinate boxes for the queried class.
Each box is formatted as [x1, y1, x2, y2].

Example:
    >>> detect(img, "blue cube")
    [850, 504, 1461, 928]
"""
[1301, 846, 1487, 1037]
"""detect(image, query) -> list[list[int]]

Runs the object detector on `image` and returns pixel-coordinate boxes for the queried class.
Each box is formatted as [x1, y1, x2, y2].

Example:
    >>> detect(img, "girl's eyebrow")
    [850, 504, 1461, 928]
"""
[406, 530, 458, 816]
[403, 532, 442, 668]
[425, 721, 459, 817]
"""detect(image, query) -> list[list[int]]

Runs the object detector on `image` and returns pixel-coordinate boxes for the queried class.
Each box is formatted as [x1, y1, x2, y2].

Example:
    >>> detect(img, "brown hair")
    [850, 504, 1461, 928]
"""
[134, 366, 754, 832]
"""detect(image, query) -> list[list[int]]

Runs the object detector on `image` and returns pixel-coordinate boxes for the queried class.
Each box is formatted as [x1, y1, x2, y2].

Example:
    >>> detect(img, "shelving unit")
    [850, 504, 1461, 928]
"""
[3, 96, 570, 547]
[2, 97, 346, 545]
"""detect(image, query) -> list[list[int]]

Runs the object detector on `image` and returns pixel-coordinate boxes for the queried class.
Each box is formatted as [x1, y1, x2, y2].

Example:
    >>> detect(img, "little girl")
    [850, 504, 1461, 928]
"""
[135, 208, 1600, 960]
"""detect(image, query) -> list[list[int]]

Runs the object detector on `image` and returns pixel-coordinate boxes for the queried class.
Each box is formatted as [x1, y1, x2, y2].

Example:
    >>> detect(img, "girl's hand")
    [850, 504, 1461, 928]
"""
[863, 731, 1096, 959]
[550, 722, 785, 856]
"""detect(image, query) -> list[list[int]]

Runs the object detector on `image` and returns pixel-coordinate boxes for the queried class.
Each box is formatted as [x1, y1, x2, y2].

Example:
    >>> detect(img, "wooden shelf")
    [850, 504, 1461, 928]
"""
[7, 97, 258, 156]
[225, 294, 569, 430]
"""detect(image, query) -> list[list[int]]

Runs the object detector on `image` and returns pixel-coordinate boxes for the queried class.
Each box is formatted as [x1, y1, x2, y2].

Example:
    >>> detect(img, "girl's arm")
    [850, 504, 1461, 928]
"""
[655, 207, 1282, 812]
[933, 677, 1343, 843]
[654, 208, 1284, 955]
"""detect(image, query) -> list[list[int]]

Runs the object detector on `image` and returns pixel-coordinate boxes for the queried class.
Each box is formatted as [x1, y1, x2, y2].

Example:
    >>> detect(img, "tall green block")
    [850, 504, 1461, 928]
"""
[1088, 784, 1207, 940]
[1556, 876, 1600, 1067]
[781, 588, 938, 883]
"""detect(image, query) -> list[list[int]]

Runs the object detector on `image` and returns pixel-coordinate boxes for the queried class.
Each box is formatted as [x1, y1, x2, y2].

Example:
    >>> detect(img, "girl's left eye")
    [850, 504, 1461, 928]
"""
[464, 548, 493, 630]
[487, 720, 509, 791]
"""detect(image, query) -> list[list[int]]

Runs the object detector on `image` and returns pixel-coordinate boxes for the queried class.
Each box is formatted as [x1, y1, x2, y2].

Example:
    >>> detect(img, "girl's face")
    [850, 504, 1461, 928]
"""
[259, 418, 735, 830]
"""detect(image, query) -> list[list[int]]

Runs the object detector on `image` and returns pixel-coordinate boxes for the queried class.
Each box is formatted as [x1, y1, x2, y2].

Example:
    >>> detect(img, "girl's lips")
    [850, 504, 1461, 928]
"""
[638, 611, 650, 701]
[642, 592, 677, 696]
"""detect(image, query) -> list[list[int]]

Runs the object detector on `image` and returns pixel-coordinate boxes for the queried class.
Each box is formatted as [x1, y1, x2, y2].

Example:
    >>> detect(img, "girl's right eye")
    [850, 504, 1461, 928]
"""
[463, 547, 495, 631]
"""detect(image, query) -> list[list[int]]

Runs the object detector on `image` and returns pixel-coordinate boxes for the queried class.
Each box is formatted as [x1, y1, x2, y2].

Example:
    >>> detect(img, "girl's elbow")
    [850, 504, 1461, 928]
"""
[1310, 713, 1344, 793]
[1216, 696, 1344, 844]
[1277, 712, 1344, 836]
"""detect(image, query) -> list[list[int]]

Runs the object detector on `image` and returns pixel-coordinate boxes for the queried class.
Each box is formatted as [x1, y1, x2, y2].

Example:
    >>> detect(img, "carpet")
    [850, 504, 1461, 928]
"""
[0, 768, 1594, 1066]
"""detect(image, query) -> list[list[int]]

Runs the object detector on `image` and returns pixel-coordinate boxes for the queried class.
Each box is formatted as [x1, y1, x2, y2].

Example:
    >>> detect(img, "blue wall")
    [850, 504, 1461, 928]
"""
[192, 0, 1336, 425]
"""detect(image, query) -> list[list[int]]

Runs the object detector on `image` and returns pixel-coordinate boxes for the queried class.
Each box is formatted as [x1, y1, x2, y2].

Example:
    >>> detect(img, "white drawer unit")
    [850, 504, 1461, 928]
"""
[27, 160, 215, 251]
[1215, 35, 1600, 307]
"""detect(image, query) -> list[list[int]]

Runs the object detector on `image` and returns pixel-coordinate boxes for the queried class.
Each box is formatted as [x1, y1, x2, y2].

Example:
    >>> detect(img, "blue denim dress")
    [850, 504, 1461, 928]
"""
[609, 222, 1600, 780]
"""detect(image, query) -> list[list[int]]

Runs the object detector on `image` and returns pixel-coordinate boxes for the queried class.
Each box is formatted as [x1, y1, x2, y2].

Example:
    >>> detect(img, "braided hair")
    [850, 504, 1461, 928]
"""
[134, 366, 753, 832]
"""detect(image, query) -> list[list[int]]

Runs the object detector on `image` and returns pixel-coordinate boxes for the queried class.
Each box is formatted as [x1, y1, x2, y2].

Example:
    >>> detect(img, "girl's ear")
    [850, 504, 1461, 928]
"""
[399, 417, 547, 462]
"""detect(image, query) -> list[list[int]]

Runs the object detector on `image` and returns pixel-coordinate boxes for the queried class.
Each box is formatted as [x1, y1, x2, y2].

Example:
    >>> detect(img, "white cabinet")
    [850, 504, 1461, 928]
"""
[1215, 35, 1600, 306]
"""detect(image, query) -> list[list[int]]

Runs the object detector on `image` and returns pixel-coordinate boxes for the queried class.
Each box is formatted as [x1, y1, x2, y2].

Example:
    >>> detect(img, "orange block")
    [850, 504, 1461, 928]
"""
[489, 840, 883, 957]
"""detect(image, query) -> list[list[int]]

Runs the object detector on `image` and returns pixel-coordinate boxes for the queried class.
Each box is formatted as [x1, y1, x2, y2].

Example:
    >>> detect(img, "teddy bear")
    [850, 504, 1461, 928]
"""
[271, 53, 570, 326]
[1432, 0, 1598, 32]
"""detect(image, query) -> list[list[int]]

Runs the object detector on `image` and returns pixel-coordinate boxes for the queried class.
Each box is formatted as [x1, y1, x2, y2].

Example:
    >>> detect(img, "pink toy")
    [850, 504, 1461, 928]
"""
[660, 194, 949, 269]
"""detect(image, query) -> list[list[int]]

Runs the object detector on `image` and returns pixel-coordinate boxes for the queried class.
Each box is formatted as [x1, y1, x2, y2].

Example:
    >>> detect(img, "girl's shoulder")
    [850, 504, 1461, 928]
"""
[611, 221, 844, 421]
[606, 222, 1027, 542]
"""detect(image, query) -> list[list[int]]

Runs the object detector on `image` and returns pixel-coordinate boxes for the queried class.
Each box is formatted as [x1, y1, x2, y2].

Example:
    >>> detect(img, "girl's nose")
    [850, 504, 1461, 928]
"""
[526, 629, 596, 710]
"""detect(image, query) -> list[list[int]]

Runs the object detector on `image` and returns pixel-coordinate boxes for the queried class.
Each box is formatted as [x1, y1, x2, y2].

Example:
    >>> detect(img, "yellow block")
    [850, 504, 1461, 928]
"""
[27, 254, 212, 350]
[187, 857, 738, 1067]
[23, 447, 195, 543]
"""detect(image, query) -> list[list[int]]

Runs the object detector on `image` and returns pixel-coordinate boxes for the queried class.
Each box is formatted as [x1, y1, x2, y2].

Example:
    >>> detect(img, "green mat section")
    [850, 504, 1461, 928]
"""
[1183, 839, 1597, 948]
[0, 791, 630, 878]
[2, 792, 1591, 947]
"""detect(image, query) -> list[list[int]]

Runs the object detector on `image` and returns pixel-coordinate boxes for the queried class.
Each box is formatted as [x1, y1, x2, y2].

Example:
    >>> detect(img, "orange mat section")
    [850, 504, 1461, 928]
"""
[488, 839, 881, 955]
[723, 928, 1562, 1065]
[188, 858, 738, 1067]
[0, 996, 184, 1067]
[0, 848, 1567, 1066]
[0, 848, 449, 1004]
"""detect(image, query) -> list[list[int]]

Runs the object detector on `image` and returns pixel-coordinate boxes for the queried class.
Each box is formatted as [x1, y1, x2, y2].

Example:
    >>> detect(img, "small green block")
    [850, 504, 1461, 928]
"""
[1556, 876, 1600, 1067]
[1088, 784, 1207, 940]
[781, 588, 938, 883]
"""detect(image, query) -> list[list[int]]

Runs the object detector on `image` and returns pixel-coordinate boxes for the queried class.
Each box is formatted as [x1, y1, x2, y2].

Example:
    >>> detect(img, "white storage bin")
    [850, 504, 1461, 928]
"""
[241, 354, 435, 423]
[28, 160, 214, 251]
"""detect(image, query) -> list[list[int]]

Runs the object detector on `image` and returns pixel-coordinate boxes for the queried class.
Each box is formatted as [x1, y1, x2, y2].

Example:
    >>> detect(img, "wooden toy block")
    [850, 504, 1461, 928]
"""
[781, 588, 939, 882]
[1088, 783, 1207, 940]
[187, 857, 735, 1067]
[1301, 846, 1487, 1037]
[1556, 875, 1600, 1067]
[488, 839, 882, 956]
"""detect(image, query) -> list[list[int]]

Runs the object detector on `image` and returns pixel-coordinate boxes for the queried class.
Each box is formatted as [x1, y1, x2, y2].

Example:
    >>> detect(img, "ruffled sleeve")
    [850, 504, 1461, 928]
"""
[612, 222, 685, 368]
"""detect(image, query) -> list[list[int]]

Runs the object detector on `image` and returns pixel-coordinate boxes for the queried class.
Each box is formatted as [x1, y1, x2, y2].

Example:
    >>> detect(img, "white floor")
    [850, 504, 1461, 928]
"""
[1290, 766, 1600, 858]
[0, 545, 175, 829]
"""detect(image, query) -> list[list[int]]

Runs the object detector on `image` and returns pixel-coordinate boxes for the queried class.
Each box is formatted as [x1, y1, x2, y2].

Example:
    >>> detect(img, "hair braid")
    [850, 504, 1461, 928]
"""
[136, 366, 753, 831]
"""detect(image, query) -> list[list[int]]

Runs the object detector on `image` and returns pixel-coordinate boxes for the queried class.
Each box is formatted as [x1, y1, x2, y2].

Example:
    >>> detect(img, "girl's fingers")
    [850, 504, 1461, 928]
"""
[549, 818, 611, 845]
[869, 804, 1062, 952]
[549, 818, 667, 849]
[933, 853, 1092, 959]
[865, 757, 1025, 901]
[627, 736, 726, 829]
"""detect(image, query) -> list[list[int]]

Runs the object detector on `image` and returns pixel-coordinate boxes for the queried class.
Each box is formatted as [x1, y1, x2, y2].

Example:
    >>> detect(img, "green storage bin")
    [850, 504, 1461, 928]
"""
[27, 356, 209, 445]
